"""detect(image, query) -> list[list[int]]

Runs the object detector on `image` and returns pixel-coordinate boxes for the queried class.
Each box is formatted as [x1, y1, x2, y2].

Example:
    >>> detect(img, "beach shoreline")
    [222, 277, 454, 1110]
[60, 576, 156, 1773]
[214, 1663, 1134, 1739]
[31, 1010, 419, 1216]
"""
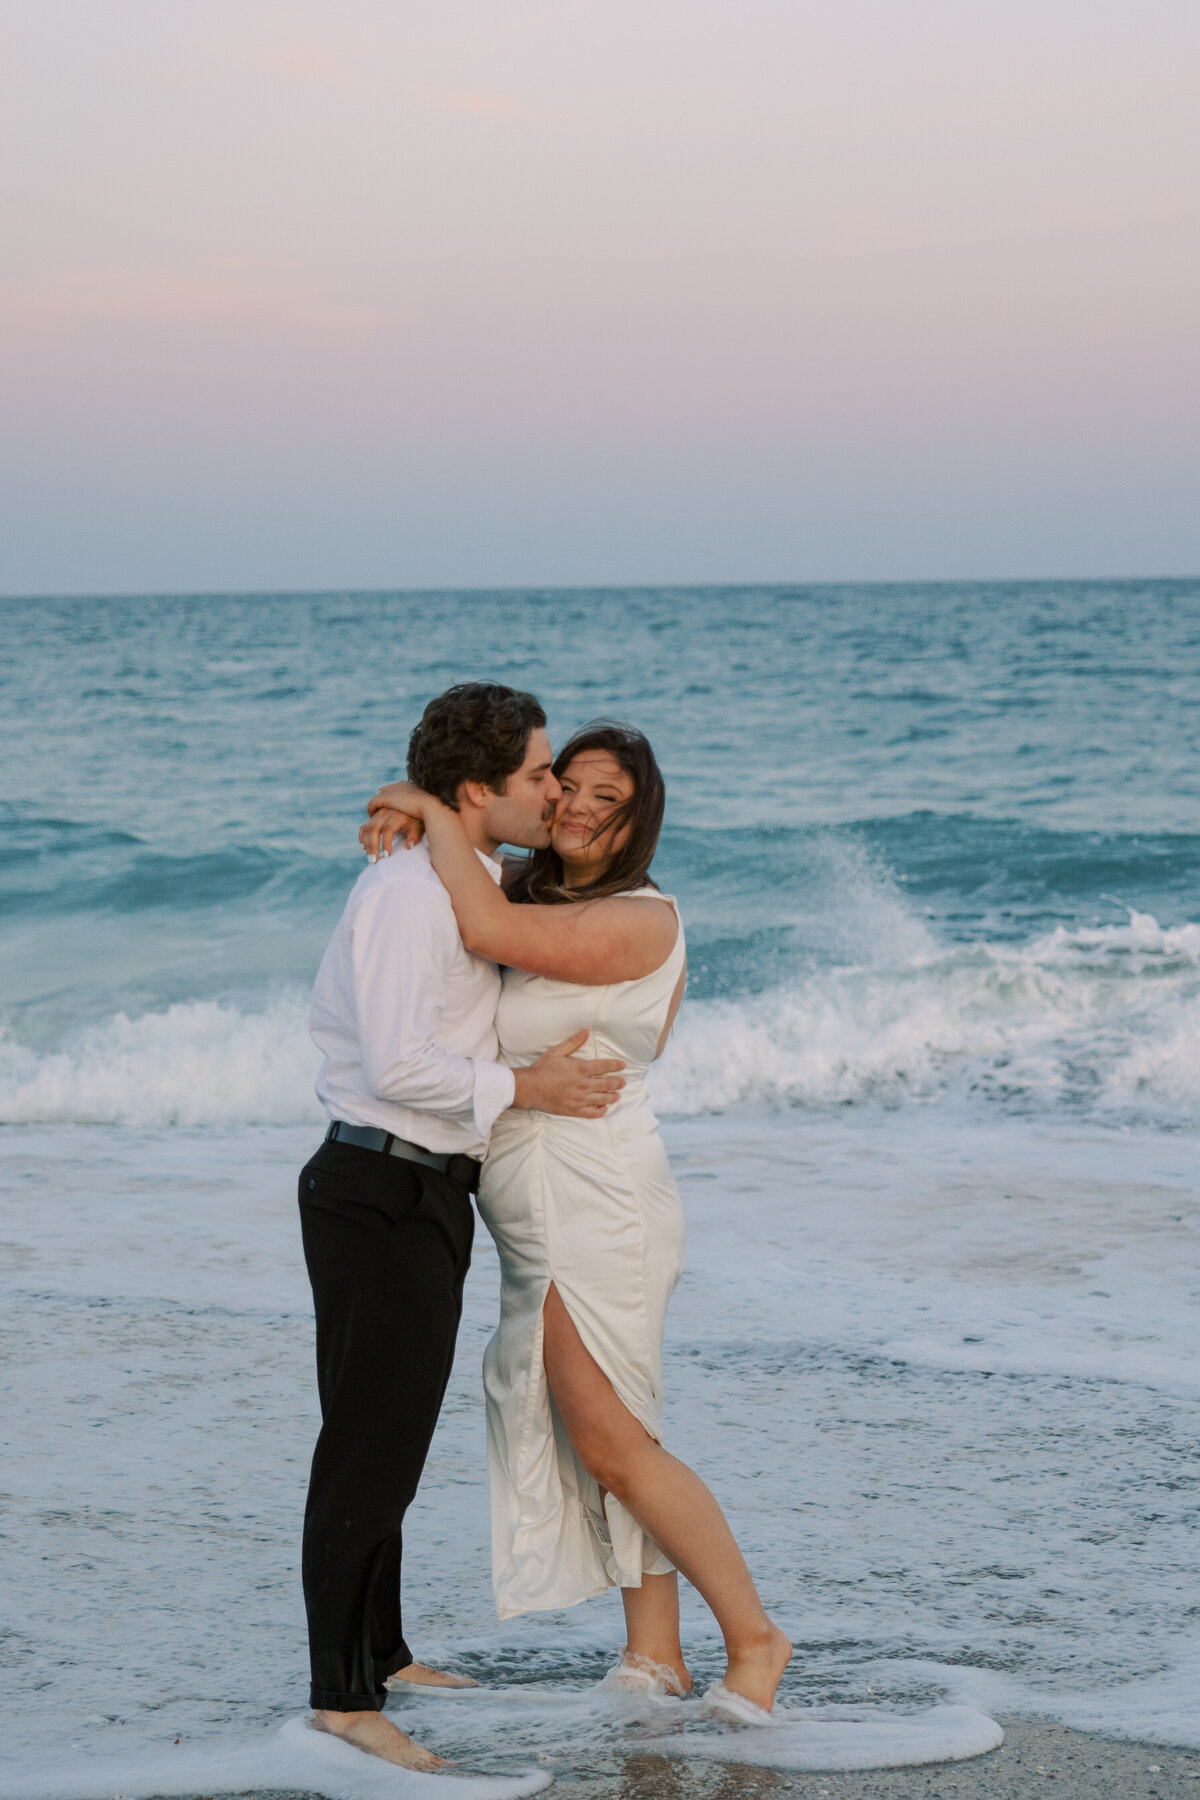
[5, 1115, 1199, 1792]
[143, 1719, 1200, 1799]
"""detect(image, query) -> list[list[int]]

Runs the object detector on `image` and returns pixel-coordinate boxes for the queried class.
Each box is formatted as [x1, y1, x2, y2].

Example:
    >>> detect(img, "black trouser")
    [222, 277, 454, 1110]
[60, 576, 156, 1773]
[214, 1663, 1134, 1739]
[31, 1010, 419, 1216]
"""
[298, 1137, 475, 1712]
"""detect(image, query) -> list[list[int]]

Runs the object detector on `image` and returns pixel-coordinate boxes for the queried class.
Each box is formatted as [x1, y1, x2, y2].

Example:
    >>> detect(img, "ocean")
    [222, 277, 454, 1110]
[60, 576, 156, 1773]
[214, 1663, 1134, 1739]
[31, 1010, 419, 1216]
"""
[2, 582, 1199, 1795]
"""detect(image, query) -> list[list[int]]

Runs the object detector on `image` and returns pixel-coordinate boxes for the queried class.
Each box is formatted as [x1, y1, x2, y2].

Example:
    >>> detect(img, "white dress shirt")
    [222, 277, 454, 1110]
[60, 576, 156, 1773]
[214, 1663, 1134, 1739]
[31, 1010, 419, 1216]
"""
[310, 840, 516, 1157]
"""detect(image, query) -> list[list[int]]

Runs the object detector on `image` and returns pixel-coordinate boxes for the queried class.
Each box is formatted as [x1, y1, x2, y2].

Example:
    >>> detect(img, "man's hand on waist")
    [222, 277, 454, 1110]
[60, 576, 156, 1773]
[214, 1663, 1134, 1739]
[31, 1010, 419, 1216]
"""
[511, 1030, 624, 1119]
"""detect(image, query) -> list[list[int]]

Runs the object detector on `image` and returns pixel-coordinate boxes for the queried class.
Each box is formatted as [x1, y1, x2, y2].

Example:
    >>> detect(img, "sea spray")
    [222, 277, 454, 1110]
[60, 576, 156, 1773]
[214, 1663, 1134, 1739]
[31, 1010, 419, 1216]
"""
[0, 996, 322, 1126]
[6, 902, 1200, 1126]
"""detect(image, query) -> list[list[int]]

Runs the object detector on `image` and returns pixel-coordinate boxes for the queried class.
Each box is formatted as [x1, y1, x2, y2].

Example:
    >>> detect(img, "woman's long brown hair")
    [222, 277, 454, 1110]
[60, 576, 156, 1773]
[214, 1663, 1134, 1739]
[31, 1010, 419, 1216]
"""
[504, 721, 665, 906]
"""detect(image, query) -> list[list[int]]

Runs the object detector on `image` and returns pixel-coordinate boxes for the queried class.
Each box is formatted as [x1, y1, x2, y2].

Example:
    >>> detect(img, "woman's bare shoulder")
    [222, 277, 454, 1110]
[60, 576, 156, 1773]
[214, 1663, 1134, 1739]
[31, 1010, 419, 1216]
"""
[595, 892, 680, 947]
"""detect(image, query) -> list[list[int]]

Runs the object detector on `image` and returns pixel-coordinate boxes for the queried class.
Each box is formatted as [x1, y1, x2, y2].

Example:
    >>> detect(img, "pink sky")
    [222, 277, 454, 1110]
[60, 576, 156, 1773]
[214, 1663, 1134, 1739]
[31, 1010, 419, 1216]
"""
[2, 0, 1198, 592]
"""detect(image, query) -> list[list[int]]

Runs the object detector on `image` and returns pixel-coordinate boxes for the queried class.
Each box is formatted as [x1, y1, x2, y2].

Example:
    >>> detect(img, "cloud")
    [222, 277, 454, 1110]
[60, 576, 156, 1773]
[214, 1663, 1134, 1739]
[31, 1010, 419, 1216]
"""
[0, 275, 391, 335]
[240, 27, 543, 123]
[439, 87, 538, 122]
[242, 28, 358, 95]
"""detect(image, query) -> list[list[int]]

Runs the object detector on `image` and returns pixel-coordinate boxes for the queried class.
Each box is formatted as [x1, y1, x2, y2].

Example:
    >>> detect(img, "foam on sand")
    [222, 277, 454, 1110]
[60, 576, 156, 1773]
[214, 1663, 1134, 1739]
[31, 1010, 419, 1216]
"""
[3, 1111, 1198, 1782]
[378, 1686, 1002, 1776]
[644, 1701, 1003, 1771]
[0, 1716, 551, 1800]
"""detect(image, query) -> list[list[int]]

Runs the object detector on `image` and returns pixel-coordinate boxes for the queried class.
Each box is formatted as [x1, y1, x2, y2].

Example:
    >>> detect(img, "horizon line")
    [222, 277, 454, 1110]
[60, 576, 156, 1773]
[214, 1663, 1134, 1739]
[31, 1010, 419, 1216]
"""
[4, 570, 1199, 604]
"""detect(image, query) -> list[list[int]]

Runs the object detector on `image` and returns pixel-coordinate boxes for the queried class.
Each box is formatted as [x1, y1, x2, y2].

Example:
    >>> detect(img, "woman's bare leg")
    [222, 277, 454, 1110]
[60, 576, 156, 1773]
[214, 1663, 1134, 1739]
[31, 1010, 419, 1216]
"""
[543, 1284, 791, 1710]
[619, 1571, 693, 1692]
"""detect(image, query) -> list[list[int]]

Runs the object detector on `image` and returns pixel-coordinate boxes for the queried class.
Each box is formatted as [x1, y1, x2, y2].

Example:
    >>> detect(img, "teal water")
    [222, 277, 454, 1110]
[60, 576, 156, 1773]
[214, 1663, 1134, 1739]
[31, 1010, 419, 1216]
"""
[3, 580, 1200, 1122]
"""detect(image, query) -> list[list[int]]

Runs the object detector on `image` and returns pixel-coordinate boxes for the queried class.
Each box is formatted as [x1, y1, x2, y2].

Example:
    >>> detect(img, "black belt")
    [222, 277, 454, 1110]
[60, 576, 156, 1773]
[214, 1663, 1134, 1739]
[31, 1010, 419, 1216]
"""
[324, 1121, 482, 1191]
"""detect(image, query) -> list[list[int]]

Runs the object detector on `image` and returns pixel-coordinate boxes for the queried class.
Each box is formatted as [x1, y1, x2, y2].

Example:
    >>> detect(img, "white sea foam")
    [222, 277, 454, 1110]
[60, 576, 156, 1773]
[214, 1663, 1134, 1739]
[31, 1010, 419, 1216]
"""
[0, 1717, 550, 1800]
[3, 905, 1200, 1127]
[644, 1702, 1003, 1770]
[1103, 991, 1200, 1105]
[0, 996, 323, 1127]
[1, 1113, 1196, 1792]
[652, 906, 1200, 1119]
[372, 1688, 1003, 1776]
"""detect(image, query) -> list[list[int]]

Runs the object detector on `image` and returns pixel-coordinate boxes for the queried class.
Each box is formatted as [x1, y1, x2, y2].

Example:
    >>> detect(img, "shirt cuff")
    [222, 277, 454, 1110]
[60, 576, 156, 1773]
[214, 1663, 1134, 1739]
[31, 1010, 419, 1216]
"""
[473, 1059, 516, 1144]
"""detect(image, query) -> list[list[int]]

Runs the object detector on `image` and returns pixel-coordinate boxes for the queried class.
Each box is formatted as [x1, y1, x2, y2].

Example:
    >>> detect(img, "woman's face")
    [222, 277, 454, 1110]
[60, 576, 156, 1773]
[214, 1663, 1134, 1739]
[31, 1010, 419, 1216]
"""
[551, 749, 635, 877]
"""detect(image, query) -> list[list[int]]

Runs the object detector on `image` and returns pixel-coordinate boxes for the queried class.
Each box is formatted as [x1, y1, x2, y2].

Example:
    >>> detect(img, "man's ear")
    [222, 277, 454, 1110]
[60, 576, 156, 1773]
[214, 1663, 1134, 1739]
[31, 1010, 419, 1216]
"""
[457, 779, 495, 814]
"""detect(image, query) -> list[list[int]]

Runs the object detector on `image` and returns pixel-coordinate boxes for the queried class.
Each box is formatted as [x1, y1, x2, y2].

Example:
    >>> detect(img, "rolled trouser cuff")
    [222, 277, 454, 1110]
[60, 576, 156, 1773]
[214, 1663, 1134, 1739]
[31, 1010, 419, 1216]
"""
[309, 1641, 413, 1714]
[309, 1685, 387, 1713]
[380, 1643, 414, 1682]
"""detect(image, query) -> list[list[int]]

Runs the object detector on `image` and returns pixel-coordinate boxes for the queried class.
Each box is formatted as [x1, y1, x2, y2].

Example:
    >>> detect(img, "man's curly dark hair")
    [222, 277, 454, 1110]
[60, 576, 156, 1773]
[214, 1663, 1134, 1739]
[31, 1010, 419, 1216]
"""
[407, 683, 547, 807]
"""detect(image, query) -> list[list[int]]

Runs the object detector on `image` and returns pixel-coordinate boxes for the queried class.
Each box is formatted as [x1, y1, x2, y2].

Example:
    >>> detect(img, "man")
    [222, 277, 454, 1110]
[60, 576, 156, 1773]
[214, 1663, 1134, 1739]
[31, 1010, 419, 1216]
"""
[300, 682, 623, 1770]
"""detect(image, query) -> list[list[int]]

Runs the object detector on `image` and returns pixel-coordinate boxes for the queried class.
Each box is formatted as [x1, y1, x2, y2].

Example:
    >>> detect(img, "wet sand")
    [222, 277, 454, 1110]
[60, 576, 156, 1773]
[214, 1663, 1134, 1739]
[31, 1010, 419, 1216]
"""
[174, 1717, 1200, 1800]
[557, 1719, 1200, 1798]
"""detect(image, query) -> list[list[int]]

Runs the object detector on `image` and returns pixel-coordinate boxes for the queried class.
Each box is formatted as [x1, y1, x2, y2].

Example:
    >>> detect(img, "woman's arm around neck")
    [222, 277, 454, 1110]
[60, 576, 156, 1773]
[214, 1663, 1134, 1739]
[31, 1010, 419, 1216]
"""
[420, 803, 678, 985]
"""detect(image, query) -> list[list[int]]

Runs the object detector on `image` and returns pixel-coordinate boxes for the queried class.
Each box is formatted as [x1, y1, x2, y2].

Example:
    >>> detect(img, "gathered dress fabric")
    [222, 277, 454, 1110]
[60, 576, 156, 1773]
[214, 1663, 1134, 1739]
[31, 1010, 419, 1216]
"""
[477, 891, 687, 1620]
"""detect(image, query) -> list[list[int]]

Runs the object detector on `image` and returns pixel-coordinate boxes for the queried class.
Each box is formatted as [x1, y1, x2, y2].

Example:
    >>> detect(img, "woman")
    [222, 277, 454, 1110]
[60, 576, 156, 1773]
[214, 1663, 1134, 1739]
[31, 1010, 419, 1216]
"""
[361, 722, 791, 1718]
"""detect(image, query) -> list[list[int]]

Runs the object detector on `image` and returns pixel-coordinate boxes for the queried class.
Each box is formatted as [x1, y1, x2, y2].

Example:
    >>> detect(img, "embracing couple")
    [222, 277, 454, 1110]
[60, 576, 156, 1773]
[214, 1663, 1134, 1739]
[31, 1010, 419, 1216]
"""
[299, 682, 791, 1770]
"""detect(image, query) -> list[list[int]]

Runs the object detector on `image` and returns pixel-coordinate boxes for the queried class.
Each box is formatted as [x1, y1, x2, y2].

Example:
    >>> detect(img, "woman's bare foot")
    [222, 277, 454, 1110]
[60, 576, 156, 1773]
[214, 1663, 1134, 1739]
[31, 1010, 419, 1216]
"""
[659, 1653, 694, 1697]
[309, 1708, 447, 1770]
[388, 1661, 479, 1690]
[722, 1622, 793, 1712]
[603, 1647, 693, 1696]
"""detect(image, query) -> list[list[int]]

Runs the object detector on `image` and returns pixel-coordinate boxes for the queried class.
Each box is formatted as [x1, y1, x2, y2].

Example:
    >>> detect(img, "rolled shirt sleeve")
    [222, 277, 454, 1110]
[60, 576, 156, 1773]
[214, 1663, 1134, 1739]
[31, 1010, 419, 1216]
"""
[471, 1054, 518, 1143]
[351, 878, 515, 1136]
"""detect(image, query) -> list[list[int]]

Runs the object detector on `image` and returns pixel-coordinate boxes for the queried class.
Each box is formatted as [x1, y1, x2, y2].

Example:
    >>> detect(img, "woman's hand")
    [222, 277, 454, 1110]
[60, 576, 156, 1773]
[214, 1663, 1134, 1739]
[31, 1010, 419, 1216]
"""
[359, 807, 422, 859]
[360, 780, 442, 858]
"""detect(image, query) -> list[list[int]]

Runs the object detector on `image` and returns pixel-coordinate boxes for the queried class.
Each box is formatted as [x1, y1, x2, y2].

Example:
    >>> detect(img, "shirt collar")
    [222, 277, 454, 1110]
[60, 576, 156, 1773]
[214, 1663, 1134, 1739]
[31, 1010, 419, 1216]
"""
[405, 837, 503, 883]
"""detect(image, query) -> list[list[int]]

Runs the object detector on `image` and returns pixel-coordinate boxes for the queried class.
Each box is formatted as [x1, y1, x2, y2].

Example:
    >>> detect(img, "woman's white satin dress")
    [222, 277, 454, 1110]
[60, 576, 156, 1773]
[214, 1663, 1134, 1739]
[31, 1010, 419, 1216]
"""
[477, 892, 687, 1620]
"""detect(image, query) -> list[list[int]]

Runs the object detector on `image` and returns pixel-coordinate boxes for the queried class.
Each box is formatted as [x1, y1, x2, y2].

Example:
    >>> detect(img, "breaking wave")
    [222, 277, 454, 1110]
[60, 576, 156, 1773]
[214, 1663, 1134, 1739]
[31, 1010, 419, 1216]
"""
[0, 996, 323, 1127]
[3, 906, 1200, 1128]
[652, 906, 1200, 1119]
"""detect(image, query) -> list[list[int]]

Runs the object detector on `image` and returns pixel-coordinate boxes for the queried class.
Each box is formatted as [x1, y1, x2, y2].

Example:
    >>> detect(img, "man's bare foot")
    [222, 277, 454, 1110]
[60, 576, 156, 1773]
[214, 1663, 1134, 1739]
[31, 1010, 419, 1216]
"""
[309, 1707, 447, 1770]
[388, 1661, 480, 1690]
[722, 1622, 793, 1712]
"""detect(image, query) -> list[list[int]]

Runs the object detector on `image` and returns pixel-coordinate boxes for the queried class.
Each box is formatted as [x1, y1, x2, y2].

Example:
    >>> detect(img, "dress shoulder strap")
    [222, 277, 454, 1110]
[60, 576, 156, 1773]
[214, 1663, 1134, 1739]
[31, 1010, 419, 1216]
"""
[613, 887, 678, 911]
